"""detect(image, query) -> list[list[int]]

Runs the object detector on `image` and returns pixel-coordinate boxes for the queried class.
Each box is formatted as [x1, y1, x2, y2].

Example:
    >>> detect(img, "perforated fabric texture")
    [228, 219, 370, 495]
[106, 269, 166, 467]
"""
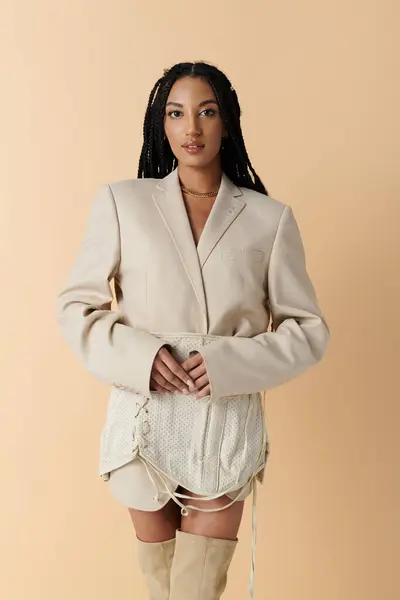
[99, 333, 269, 496]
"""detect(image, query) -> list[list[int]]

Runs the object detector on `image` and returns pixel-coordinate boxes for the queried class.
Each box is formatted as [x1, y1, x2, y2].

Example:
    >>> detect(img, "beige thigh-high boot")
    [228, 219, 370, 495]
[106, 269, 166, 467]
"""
[136, 537, 176, 600]
[169, 530, 238, 600]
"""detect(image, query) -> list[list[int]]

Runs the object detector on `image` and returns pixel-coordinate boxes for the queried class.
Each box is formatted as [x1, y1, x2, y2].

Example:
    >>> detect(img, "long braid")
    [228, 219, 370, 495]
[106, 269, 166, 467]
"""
[138, 80, 158, 177]
[137, 61, 268, 196]
[208, 81, 264, 191]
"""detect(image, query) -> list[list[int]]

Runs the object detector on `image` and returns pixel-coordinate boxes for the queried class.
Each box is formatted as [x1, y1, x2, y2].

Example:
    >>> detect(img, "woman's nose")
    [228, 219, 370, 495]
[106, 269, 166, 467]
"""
[186, 116, 201, 137]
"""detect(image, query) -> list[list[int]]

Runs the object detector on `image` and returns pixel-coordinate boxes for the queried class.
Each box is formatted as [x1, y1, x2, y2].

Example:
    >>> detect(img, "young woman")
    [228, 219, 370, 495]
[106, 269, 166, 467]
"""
[56, 61, 330, 600]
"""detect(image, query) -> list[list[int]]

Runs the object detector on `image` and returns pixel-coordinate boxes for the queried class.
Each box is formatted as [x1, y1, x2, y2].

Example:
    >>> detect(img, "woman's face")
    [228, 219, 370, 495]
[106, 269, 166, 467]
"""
[163, 76, 225, 169]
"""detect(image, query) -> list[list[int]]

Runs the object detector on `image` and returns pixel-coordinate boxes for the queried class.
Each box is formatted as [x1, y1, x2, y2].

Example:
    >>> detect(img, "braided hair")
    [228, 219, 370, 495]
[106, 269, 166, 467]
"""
[137, 61, 268, 195]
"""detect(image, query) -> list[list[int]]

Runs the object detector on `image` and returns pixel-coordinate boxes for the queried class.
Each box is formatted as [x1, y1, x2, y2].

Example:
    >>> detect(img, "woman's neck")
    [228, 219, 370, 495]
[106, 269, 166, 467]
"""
[177, 163, 222, 194]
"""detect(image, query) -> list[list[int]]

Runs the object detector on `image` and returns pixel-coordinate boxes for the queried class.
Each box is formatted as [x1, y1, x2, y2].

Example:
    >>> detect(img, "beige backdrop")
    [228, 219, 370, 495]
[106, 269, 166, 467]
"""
[1, 1, 398, 599]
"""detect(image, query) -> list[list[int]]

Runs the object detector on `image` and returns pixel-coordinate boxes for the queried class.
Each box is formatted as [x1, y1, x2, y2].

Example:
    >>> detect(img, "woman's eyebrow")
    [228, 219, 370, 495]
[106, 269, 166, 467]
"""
[199, 99, 218, 107]
[165, 99, 218, 108]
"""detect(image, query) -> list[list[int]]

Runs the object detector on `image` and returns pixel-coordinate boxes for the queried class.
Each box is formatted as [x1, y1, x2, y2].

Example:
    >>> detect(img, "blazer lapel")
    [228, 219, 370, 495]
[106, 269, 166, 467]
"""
[152, 168, 208, 321]
[197, 172, 245, 267]
[152, 168, 246, 322]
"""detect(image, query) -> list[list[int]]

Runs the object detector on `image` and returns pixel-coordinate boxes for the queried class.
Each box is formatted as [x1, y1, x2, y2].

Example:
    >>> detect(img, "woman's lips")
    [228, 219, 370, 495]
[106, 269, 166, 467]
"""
[182, 144, 205, 154]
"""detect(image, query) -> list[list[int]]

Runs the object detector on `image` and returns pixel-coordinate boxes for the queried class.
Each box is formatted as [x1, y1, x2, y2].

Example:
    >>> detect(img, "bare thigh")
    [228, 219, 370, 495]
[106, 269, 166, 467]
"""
[180, 489, 245, 541]
[128, 498, 181, 543]
[128, 489, 245, 543]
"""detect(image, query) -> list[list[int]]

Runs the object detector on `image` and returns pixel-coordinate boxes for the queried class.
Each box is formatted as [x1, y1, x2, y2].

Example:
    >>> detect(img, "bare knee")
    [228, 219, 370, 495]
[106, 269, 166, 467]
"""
[180, 491, 244, 540]
[128, 499, 181, 543]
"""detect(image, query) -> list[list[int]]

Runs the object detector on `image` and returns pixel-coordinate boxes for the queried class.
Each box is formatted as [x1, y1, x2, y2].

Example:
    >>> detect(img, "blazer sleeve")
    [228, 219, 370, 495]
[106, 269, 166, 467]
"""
[199, 205, 330, 400]
[55, 184, 165, 396]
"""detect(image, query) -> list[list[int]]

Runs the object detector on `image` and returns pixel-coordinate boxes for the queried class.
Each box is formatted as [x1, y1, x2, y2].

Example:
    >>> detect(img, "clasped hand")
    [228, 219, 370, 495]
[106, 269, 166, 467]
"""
[150, 346, 210, 399]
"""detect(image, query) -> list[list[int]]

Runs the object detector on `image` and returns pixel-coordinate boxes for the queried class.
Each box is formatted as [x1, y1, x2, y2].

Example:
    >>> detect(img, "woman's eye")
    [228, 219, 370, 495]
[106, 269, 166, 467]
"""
[200, 108, 216, 117]
[168, 110, 182, 118]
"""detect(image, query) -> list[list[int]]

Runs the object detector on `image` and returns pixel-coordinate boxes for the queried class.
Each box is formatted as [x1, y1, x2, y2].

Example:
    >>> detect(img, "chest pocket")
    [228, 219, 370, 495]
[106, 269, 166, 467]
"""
[221, 248, 265, 263]
[209, 247, 267, 309]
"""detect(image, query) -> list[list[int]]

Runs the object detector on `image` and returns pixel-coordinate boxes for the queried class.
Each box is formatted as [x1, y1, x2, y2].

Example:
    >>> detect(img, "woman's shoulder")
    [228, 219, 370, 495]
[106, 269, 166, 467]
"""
[95, 178, 159, 212]
[239, 185, 290, 222]
[106, 177, 157, 196]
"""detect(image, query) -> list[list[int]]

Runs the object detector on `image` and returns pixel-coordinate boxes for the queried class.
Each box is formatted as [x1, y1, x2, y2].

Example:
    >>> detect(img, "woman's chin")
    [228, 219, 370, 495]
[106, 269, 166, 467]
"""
[176, 152, 218, 169]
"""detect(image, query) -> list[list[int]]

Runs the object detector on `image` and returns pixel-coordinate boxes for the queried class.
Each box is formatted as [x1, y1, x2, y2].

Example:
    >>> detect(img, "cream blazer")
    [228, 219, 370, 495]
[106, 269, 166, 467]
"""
[56, 167, 330, 476]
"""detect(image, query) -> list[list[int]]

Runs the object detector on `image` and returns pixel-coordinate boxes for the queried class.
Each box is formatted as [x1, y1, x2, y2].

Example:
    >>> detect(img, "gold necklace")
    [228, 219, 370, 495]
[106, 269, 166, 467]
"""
[180, 185, 218, 198]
